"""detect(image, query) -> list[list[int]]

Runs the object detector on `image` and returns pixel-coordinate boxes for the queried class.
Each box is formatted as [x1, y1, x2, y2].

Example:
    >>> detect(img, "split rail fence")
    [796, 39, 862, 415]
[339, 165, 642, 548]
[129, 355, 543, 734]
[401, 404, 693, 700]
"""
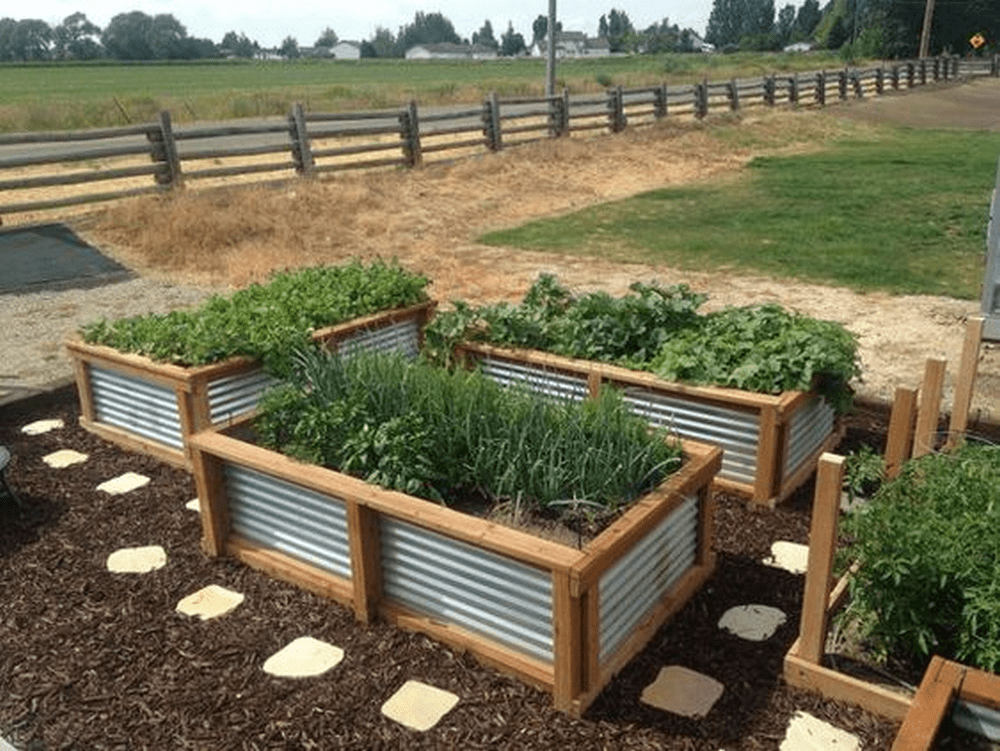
[1, 55, 997, 217]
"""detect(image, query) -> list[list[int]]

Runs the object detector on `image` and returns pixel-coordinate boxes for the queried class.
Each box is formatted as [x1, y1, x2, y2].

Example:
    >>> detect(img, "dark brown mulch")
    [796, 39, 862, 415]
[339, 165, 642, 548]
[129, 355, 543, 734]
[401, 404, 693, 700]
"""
[0, 386, 901, 750]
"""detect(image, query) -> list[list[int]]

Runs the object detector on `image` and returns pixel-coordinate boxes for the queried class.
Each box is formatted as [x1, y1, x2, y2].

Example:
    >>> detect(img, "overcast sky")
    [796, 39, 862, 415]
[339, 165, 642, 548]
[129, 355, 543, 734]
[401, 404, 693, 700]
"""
[21, 1, 743, 49]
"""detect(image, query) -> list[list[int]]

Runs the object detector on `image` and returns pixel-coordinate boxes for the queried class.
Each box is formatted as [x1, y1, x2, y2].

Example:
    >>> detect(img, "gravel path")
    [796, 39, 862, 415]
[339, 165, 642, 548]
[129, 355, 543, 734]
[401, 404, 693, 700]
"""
[1, 278, 220, 404]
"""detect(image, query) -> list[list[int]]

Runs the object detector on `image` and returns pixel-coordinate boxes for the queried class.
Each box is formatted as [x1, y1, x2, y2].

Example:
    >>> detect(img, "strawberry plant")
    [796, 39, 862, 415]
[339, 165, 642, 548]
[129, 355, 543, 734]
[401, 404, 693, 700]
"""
[80, 259, 428, 375]
[840, 443, 1000, 673]
[255, 348, 682, 513]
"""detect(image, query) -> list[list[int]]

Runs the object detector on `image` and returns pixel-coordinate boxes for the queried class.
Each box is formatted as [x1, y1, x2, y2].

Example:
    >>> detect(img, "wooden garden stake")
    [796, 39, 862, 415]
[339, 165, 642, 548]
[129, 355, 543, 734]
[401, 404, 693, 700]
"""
[912, 357, 946, 458]
[885, 386, 918, 478]
[946, 315, 984, 448]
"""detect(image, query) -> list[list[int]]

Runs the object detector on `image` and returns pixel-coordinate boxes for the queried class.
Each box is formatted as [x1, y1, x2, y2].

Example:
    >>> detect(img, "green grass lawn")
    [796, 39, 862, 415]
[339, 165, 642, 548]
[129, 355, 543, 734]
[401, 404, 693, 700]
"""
[481, 128, 1000, 299]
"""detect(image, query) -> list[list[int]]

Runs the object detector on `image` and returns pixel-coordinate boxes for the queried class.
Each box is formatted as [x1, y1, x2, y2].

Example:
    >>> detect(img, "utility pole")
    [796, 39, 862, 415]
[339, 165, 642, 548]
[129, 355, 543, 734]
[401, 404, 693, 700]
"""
[918, 0, 936, 58]
[545, 0, 557, 97]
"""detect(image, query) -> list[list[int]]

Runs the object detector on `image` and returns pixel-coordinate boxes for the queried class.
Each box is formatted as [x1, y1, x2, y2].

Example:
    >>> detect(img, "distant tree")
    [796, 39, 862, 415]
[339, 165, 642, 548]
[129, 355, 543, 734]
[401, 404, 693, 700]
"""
[148, 14, 187, 59]
[531, 14, 561, 47]
[0, 18, 16, 61]
[102, 12, 154, 59]
[10, 19, 52, 61]
[279, 35, 300, 59]
[472, 19, 498, 50]
[795, 0, 822, 38]
[397, 11, 460, 54]
[599, 9, 634, 52]
[221, 31, 259, 58]
[640, 18, 683, 54]
[362, 26, 396, 57]
[53, 12, 102, 60]
[777, 3, 797, 45]
[315, 27, 338, 48]
[705, 0, 744, 46]
[499, 21, 526, 56]
[827, 16, 850, 49]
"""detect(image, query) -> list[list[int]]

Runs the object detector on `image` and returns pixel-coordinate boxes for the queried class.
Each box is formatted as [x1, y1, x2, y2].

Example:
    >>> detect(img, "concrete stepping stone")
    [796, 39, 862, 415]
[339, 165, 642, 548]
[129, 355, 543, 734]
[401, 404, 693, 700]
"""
[107, 545, 167, 574]
[42, 449, 88, 468]
[780, 711, 860, 750]
[186, 497, 201, 512]
[176, 584, 244, 620]
[97, 472, 150, 495]
[381, 680, 460, 731]
[718, 605, 787, 641]
[763, 541, 809, 575]
[22, 418, 64, 435]
[639, 665, 724, 718]
[263, 636, 344, 678]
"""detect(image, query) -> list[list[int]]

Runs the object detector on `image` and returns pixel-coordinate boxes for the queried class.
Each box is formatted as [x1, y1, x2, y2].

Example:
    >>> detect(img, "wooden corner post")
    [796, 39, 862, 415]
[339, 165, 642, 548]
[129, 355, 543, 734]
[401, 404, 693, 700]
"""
[797, 453, 844, 665]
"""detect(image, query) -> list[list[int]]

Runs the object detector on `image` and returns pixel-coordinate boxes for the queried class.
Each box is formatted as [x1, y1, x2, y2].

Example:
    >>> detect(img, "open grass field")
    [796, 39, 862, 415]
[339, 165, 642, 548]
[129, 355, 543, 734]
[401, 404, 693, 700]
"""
[0, 51, 850, 132]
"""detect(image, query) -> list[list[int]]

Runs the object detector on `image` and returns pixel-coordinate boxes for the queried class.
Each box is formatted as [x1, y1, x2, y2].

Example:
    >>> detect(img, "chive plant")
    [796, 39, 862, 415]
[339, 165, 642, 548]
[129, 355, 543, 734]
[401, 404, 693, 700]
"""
[255, 348, 682, 513]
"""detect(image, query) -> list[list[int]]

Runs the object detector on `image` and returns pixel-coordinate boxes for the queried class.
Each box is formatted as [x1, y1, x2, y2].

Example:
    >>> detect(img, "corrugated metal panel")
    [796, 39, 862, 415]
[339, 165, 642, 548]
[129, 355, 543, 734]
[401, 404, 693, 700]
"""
[622, 387, 759, 485]
[380, 517, 555, 662]
[224, 462, 351, 579]
[784, 396, 835, 479]
[208, 369, 276, 424]
[479, 356, 588, 403]
[88, 364, 184, 449]
[336, 318, 421, 359]
[599, 495, 698, 661]
[953, 699, 1000, 742]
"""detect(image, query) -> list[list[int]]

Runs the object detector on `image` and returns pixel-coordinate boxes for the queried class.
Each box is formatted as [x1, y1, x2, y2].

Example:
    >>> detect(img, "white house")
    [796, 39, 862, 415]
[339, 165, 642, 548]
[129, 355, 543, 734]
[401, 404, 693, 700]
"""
[532, 32, 611, 58]
[405, 42, 497, 60]
[331, 41, 361, 59]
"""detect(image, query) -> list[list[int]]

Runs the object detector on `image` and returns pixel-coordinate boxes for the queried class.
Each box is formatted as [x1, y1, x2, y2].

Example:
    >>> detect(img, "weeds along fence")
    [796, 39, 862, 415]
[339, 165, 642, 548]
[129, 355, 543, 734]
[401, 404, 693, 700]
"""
[0, 55, 997, 218]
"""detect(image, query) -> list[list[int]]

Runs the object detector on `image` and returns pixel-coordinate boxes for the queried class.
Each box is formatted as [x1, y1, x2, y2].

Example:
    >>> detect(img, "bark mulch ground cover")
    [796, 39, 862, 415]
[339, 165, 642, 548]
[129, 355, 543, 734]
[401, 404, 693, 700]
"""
[0, 385, 901, 750]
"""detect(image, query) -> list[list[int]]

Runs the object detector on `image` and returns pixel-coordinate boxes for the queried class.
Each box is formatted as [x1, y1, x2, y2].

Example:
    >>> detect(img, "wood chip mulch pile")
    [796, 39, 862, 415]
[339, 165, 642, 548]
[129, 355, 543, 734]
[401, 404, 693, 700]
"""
[0, 386, 900, 750]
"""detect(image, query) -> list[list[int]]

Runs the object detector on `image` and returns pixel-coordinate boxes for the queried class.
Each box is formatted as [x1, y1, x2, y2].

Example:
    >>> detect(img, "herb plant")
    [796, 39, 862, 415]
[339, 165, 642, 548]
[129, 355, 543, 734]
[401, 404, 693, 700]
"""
[80, 259, 429, 375]
[255, 348, 682, 513]
[840, 443, 1000, 672]
[424, 274, 860, 411]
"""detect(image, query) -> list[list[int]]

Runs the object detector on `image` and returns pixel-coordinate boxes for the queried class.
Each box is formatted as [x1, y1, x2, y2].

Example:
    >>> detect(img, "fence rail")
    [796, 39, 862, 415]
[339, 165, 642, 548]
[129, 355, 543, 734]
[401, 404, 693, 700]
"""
[1, 55, 997, 218]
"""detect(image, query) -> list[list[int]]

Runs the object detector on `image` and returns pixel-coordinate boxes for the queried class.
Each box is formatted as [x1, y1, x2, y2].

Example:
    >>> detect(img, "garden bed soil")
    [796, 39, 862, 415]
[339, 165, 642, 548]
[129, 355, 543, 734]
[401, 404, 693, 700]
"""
[0, 384, 903, 749]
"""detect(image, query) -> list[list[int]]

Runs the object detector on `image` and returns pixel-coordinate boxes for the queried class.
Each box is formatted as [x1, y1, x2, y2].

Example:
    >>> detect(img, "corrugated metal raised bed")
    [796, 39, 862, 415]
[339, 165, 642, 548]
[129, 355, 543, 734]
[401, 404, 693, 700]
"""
[456, 341, 842, 507]
[187, 425, 721, 716]
[66, 301, 435, 468]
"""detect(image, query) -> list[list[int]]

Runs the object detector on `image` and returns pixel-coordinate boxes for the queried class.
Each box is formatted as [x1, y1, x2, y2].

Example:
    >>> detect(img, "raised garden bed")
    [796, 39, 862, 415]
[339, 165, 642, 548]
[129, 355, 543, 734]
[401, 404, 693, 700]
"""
[186, 353, 722, 716]
[65, 260, 434, 468]
[428, 276, 856, 507]
[456, 341, 840, 507]
[67, 302, 435, 468]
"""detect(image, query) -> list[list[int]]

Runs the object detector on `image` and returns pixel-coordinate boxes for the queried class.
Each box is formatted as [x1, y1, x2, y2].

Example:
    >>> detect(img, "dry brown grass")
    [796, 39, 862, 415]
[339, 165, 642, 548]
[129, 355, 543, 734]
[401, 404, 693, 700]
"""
[66, 109, 857, 302]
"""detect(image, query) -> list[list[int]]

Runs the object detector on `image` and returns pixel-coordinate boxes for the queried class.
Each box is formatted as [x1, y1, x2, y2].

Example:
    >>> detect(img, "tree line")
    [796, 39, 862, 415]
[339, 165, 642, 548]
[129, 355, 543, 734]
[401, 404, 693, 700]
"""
[705, 0, 998, 57]
[0, 8, 699, 63]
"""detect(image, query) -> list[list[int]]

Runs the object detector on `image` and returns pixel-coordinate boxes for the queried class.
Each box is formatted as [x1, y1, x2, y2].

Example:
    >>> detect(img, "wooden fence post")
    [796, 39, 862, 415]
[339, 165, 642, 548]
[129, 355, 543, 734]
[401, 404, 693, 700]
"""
[891, 65, 900, 90]
[399, 100, 422, 167]
[561, 87, 571, 134]
[289, 102, 315, 177]
[483, 92, 502, 152]
[875, 67, 884, 95]
[993, 54, 999, 77]
[920, 59, 928, 85]
[728, 79, 740, 111]
[912, 357, 946, 458]
[764, 75, 776, 106]
[149, 110, 184, 189]
[838, 69, 849, 100]
[695, 79, 709, 118]
[788, 75, 799, 106]
[816, 71, 826, 106]
[347, 501, 383, 624]
[797, 453, 845, 665]
[885, 386, 918, 479]
[654, 83, 668, 119]
[946, 315, 985, 447]
[907, 61, 916, 88]
[607, 86, 626, 132]
[851, 71, 864, 98]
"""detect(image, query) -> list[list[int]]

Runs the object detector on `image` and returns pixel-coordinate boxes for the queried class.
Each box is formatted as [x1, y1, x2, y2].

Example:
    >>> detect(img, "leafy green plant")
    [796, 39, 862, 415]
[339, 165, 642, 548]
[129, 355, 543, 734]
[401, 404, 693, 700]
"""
[840, 443, 1000, 672]
[425, 274, 859, 411]
[842, 444, 885, 503]
[81, 259, 428, 375]
[255, 348, 682, 513]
